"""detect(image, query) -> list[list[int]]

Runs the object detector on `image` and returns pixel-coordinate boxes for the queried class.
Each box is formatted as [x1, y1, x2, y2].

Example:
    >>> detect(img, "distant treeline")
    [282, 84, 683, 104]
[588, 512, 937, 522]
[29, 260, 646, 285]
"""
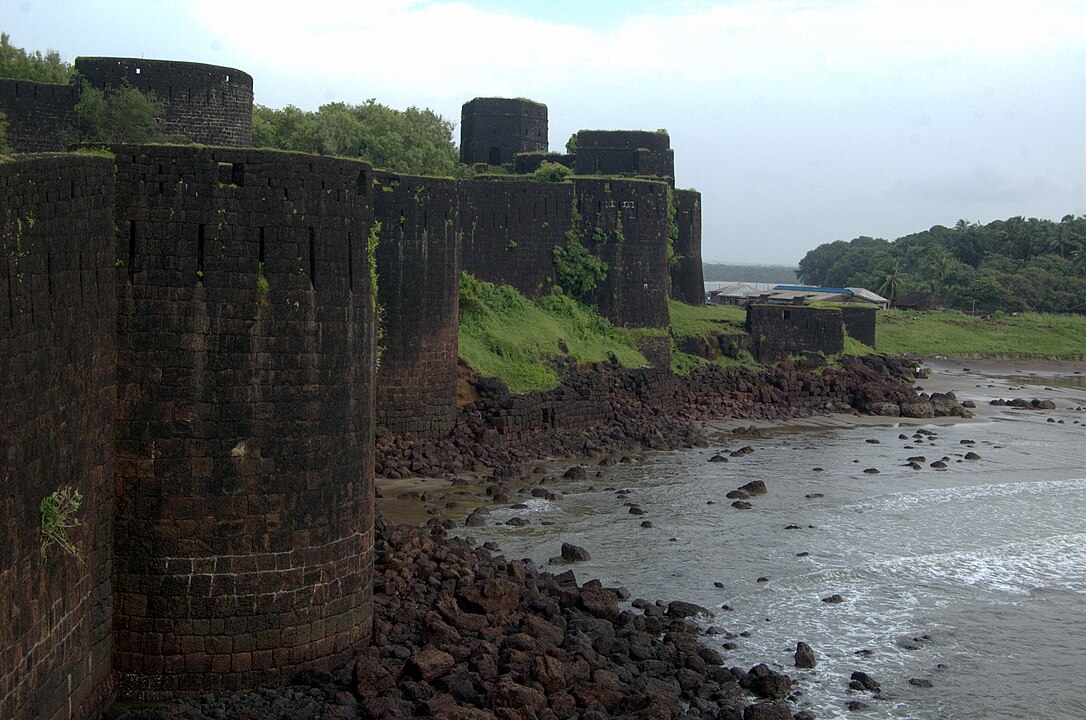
[702, 263, 798, 283]
[797, 216, 1086, 313]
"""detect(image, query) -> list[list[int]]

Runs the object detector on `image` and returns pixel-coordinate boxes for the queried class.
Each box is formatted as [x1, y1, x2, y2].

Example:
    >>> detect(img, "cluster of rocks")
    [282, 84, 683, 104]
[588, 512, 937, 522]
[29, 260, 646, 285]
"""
[988, 397, 1057, 409]
[377, 356, 949, 481]
[113, 523, 806, 720]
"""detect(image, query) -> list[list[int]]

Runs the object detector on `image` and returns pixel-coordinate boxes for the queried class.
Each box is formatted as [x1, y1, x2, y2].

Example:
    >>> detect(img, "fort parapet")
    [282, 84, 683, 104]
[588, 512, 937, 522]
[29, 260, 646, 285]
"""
[0, 57, 253, 153]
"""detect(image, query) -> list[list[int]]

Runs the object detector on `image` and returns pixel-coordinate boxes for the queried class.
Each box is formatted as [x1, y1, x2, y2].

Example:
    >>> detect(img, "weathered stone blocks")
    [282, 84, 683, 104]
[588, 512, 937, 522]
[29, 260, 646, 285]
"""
[110, 145, 376, 695]
[0, 154, 117, 720]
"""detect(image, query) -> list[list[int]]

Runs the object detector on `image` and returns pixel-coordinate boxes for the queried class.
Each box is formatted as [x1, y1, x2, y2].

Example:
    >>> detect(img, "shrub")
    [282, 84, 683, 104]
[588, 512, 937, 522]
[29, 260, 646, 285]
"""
[40, 486, 83, 562]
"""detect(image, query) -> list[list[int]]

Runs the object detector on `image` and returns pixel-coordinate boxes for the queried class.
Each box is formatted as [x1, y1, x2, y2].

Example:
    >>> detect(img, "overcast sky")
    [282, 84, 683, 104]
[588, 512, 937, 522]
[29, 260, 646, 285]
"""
[8, 0, 1085, 265]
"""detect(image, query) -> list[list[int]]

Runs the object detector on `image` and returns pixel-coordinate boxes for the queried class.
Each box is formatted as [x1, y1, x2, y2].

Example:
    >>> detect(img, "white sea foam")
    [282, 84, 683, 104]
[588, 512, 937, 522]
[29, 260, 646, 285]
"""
[841, 476, 1086, 515]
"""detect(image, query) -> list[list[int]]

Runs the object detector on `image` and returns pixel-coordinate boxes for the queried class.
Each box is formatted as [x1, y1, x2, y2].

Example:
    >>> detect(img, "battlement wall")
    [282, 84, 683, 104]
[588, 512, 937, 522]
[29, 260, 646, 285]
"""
[0, 78, 80, 152]
[109, 145, 375, 695]
[670, 189, 704, 305]
[0, 155, 117, 720]
[373, 172, 460, 437]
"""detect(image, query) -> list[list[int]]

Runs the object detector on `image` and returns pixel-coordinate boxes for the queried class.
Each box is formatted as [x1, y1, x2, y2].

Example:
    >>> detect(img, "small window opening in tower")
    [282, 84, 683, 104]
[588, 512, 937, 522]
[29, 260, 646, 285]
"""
[135, 67, 141, 75]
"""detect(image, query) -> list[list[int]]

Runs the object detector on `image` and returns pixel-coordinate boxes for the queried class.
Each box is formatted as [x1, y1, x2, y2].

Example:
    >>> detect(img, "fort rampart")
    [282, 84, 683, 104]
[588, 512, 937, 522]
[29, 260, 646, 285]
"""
[670, 189, 704, 305]
[0, 58, 252, 152]
[1, 148, 377, 718]
[0, 155, 117, 720]
[373, 172, 460, 438]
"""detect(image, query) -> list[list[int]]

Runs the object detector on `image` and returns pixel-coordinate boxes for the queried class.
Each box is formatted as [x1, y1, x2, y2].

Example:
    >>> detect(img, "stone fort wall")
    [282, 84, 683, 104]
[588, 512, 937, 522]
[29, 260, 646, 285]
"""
[671, 189, 704, 305]
[110, 145, 375, 694]
[0, 79, 79, 152]
[841, 306, 877, 348]
[0, 148, 378, 718]
[0, 58, 253, 153]
[747, 304, 845, 363]
[0, 155, 117, 720]
[373, 172, 461, 438]
[458, 177, 671, 328]
[76, 58, 253, 147]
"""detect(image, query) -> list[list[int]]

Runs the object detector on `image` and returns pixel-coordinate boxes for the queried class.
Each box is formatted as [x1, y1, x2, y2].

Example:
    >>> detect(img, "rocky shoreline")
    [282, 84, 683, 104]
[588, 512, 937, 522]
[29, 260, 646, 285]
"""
[112, 522, 805, 720]
[376, 355, 971, 483]
[109, 355, 976, 720]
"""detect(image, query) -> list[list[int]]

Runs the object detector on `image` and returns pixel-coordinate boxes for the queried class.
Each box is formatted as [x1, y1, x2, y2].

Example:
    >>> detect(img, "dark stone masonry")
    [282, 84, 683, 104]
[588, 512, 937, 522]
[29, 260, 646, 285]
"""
[460, 97, 548, 166]
[374, 172, 461, 438]
[0, 55, 888, 719]
[0, 58, 253, 152]
[747, 304, 845, 363]
[0, 155, 117, 720]
[0, 78, 79, 152]
[110, 146, 376, 695]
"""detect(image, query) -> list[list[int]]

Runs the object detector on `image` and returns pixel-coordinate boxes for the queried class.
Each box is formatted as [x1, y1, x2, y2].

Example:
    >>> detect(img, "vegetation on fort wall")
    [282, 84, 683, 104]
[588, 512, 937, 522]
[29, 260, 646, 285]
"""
[70, 83, 179, 144]
[876, 310, 1086, 360]
[552, 198, 607, 298]
[798, 215, 1086, 313]
[458, 273, 646, 393]
[253, 101, 469, 178]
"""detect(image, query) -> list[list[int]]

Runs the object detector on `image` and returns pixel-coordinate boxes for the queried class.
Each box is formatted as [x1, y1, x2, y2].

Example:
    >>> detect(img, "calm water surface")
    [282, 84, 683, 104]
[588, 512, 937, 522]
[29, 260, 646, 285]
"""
[460, 369, 1086, 719]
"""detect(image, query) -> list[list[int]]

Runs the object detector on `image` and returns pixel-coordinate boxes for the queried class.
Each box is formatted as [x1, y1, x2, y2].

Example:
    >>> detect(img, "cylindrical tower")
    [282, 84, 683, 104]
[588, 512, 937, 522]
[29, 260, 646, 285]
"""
[110, 145, 375, 695]
[75, 58, 253, 146]
[460, 97, 548, 166]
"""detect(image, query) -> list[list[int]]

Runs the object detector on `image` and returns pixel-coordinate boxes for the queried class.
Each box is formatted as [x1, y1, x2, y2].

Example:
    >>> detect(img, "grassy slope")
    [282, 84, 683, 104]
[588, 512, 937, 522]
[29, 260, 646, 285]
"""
[457, 275, 648, 393]
[877, 310, 1086, 359]
[457, 275, 761, 392]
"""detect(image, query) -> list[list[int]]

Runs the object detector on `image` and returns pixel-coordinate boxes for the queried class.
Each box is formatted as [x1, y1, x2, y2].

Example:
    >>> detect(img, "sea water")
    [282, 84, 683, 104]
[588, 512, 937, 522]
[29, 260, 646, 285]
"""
[460, 368, 1086, 719]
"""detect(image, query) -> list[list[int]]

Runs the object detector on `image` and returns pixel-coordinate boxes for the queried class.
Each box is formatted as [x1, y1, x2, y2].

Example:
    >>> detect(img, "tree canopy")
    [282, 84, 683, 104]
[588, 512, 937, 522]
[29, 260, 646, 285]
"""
[253, 100, 468, 178]
[797, 215, 1086, 313]
[0, 32, 71, 84]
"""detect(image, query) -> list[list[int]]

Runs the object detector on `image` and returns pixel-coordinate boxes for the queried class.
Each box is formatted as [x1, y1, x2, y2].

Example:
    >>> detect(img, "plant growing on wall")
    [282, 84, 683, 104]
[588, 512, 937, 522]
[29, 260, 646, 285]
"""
[666, 188, 681, 269]
[553, 199, 607, 298]
[40, 486, 83, 562]
[532, 161, 571, 183]
[256, 262, 270, 305]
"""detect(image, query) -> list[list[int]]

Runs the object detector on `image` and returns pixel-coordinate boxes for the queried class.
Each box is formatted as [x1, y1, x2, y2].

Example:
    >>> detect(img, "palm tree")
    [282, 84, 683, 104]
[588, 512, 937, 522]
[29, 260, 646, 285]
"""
[877, 260, 904, 305]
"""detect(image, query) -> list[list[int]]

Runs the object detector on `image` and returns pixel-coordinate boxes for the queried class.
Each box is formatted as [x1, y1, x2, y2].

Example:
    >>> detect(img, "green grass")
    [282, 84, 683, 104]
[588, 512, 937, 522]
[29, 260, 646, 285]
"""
[877, 310, 1086, 359]
[665, 300, 746, 339]
[458, 274, 647, 393]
